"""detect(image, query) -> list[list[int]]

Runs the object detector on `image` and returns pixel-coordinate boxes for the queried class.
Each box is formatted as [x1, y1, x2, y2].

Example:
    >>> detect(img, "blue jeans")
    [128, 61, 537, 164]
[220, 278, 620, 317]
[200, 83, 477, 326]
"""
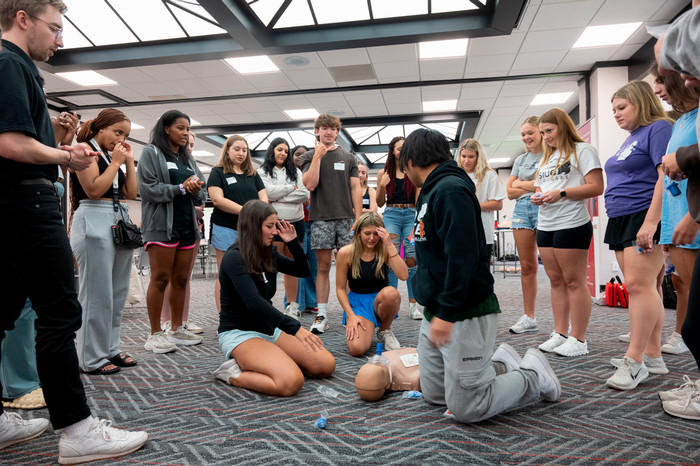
[0, 299, 40, 399]
[297, 222, 317, 308]
[382, 207, 416, 300]
[0, 183, 91, 428]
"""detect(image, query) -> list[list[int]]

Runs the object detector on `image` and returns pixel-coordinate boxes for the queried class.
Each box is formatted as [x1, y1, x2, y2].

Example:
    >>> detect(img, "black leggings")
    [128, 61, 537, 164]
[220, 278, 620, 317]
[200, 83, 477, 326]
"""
[682, 254, 700, 374]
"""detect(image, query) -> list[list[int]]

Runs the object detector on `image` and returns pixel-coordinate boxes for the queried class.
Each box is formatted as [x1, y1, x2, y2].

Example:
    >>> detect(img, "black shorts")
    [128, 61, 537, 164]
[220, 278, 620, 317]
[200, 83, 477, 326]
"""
[604, 209, 661, 251]
[537, 222, 593, 249]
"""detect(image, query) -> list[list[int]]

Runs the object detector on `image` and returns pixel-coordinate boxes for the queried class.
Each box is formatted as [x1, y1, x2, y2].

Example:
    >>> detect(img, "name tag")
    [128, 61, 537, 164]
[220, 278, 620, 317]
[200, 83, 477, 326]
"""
[227, 176, 237, 185]
[334, 162, 344, 171]
[166, 162, 177, 170]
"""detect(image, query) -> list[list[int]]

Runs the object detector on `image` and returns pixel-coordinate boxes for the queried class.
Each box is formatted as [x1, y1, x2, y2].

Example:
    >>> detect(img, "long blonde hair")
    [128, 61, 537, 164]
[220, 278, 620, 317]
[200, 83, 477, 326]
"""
[538, 108, 584, 175]
[458, 138, 494, 189]
[611, 80, 675, 127]
[349, 212, 387, 280]
[215, 135, 256, 176]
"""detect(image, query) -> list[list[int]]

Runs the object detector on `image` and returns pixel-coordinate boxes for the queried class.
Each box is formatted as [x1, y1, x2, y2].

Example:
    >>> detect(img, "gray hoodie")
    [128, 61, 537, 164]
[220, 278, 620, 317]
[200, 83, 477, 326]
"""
[137, 144, 206, 243]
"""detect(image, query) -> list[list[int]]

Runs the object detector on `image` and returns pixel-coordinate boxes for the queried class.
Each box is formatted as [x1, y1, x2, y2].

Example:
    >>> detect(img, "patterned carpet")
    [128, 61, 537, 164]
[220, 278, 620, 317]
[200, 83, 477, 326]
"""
[3, 264, 700, 465]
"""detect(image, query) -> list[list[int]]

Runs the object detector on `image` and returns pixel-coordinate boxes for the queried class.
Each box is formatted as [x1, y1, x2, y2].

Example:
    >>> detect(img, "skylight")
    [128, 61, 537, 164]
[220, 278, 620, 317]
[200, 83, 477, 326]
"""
[110, 0, 186, 41]
[371, 0, 427, 20]
[311, 0, 370, 24]
[573, 22, 642, 48]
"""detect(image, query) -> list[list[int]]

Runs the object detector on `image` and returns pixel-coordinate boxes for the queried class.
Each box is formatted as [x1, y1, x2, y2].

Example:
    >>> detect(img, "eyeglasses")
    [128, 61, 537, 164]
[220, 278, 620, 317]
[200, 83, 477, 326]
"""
[27, 14, 63, 40]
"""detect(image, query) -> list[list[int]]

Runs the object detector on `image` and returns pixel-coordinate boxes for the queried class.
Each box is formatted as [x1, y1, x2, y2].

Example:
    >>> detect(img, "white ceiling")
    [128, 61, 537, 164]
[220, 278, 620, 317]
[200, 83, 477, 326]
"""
[40, 0, 690, 175]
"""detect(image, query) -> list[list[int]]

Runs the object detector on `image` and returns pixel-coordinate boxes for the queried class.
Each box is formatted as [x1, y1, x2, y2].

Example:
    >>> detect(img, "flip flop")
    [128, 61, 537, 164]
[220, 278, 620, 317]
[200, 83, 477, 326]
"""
[85, 362, 121, 375]
[109, 352, 137, 367]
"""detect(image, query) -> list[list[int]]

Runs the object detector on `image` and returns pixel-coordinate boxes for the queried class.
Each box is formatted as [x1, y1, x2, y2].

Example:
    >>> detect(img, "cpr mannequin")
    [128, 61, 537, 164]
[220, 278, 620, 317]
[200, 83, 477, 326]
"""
[354, 362, 391, 402]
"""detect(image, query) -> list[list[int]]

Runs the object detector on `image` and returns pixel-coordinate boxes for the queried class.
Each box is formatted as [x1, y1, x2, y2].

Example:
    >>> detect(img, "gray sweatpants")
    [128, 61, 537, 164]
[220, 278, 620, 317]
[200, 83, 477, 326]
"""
[417, 313, 540, 423]
[71, 200, 133, 372]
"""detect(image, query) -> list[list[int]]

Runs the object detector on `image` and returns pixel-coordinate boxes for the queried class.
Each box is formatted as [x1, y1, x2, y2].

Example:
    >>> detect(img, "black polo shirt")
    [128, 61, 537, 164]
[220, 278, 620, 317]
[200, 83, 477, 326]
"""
[0, 39, 58, 182]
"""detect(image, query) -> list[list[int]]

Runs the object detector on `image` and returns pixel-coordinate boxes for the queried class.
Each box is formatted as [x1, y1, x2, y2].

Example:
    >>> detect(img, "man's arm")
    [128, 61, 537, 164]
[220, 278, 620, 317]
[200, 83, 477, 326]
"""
[0, 131, 95, 171]
[350, 176, 363, 223]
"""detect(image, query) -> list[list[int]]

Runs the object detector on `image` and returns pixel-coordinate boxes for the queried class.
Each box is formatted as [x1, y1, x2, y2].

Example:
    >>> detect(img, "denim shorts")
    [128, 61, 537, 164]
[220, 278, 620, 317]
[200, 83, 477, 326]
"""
[218, 327, 283, 359]
[511, 197, 538, 230]
[211, 223, 238, 251]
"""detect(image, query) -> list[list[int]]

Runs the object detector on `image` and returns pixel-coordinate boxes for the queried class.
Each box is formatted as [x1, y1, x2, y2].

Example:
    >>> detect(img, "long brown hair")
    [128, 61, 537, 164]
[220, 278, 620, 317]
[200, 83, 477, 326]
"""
[648, 62, 700, 115]
[348, 211, 387, 280]
[236, 200, 277, 277]
[216, 135, 256, 176]
[538, 108, 584, 175]
[384, 136, 416, 201]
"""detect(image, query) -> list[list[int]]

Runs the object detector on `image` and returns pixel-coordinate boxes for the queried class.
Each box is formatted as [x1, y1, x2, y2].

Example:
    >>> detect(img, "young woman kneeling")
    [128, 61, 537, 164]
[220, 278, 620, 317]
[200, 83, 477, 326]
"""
[336, 212, 408, 356]
[213, 200, 335, 396]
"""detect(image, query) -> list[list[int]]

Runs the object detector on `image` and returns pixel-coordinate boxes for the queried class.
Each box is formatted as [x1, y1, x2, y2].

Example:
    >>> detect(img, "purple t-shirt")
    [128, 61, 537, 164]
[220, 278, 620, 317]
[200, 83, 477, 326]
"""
[603, 120, 672, 218]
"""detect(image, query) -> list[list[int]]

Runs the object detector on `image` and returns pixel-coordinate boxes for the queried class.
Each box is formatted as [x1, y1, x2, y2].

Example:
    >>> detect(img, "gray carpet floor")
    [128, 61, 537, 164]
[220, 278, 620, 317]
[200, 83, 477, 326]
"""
[3, 263, 700, 465]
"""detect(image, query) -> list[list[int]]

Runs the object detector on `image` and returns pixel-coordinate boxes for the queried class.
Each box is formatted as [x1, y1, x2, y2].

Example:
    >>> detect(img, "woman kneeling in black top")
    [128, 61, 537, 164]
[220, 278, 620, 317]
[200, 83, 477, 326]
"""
[214, 200, 335, 396]
[336, 212, 408, 356]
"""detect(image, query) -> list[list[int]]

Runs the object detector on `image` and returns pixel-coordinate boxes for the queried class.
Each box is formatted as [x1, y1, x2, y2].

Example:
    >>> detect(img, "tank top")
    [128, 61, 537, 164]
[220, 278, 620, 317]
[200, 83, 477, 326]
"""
[347, 256, 389, 294]
[71, 143, 126, 202]
[388, 177, 408, 204]
[362, 187, 370, 208]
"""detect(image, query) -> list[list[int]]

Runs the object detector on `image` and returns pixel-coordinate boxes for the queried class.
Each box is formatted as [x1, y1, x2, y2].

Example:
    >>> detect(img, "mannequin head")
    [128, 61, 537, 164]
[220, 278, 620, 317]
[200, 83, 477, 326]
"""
[355, 363, 391, 402]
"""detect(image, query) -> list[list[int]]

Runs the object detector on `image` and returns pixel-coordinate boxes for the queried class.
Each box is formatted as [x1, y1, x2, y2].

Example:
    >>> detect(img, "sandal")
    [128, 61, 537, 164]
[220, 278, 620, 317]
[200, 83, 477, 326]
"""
[85, 362, 121, 375]
[109, 352, 137, 367]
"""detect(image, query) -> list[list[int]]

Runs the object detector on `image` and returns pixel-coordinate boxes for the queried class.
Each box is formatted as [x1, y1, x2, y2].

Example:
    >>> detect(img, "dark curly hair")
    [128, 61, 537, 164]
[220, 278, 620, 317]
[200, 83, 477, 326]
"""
[260, 137, 298, 183]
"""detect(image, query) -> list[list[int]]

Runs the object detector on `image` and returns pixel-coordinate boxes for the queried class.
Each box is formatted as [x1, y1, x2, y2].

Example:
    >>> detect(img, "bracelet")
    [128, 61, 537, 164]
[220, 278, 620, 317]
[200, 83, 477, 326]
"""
[61, 150, 72, 168]
[389, 252, 399, 259]
[179, 183, 187, 195]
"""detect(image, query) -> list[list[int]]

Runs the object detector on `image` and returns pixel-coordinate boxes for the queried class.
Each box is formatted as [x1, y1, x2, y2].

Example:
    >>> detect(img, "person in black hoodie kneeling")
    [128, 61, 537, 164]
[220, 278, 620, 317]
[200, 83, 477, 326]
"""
[399, 129, 561, 422]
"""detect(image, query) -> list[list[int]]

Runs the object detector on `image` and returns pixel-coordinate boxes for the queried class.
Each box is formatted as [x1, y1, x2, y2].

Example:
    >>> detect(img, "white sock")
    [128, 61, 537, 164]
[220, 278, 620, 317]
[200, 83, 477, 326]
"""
[317, 303, 327, 317]
[61, 416, 94, 439]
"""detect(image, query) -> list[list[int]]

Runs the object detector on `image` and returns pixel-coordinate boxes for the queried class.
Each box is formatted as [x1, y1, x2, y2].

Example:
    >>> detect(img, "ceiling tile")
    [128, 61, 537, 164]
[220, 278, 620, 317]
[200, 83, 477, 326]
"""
[243, 73, 296, 91]
[557, 47, 616, 70]
[469, 33, 526, 56]
[510, 50, 567, 72]
[99, 68, 155, 84]
[343, 90, 383, 106]
[202, 76, 257, 93]
[386, 102, 422, 115]
[139, 64, 195, 80]
[530, 0, 604, 31]
[368, 44, 418, 63]
[421, 84, 461, 101]
[465, 54, 516, 74]
[609, 43, 644, 61]
[651, 0, 691, 21]
[381, 88, 422, 104]
[318, 48, 371, 67]
[499, 81, 545, 97]
[520, 29, 584, 53]
[458, 98, 496, 111]
[180, 60, 234, 78]
[373, 61, 420, 81]
[494, 95, 536, 107]
[592, 0, 678, 24]
[352, 105, 389, 117]
[284, 68, 337, 86]
[460, 84, 503, 99]
[271, 52, 326, 70]
[419, 58, 466, 80]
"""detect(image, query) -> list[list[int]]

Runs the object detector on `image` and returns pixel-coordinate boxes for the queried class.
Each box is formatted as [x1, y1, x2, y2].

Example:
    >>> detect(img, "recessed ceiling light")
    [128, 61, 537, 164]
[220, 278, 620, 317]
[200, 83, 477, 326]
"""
[56, 71, 117, 86]
[284, 108, 319, 120]
[530, 92, 574, 106]
[573, 22, 642, 48]
[192, 150, 214, 157]
[423, 100, 457, 112]
[419, 38, 468, 59]
[224, 56, 279, 74]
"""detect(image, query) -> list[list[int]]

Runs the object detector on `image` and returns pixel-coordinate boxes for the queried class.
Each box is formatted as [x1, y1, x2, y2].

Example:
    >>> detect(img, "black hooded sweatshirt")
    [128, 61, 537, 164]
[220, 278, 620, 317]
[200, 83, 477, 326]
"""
[411, 160, 500, 323]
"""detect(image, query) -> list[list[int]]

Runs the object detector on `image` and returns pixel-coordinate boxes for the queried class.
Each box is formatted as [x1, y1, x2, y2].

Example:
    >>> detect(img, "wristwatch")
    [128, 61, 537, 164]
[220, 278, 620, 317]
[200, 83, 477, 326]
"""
[560, 190, 567, 198]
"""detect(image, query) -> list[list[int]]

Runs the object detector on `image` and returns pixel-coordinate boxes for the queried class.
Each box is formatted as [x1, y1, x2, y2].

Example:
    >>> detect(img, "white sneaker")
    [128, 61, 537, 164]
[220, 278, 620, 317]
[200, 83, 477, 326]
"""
[617, 332, 631, 343]
[491, 343, 522, 374]
[538, 332, 567, 353]
[160, 320, 171, 332]
[213, 359, 242, 384]
[310, 315, 329, 334]
[606, 357, 649, 390]
[283, 303, 300, 321]
[553, 336, 589, 357]
[520, 348, 561, 402]
[58, 417, 148, 465]
[662, 390, 700, 420]
[610, 354, 668, 375]
[183, 321, 203, 334]
[659, 375, 700, 402]
[166, 326, 203, 346]
[0, 412, 49, 450]
[509, 315, 538, 334]
[409, 302, 424, 320]
[144, 331, 177, 354]
[661, 332, 689, 354]
[377, 328, 400, 351]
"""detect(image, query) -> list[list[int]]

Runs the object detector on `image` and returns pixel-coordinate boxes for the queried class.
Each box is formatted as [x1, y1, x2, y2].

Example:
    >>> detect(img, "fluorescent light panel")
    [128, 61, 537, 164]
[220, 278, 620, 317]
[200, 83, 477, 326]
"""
[56, 71, 117, 86]
[422, 100, 457, 112]
[224, 56, 280, 74]
[530, 92, 574, 106]
[573, 22, 642, 48]
[285, 108, 319, 120]
[419, 38, 468, 59]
